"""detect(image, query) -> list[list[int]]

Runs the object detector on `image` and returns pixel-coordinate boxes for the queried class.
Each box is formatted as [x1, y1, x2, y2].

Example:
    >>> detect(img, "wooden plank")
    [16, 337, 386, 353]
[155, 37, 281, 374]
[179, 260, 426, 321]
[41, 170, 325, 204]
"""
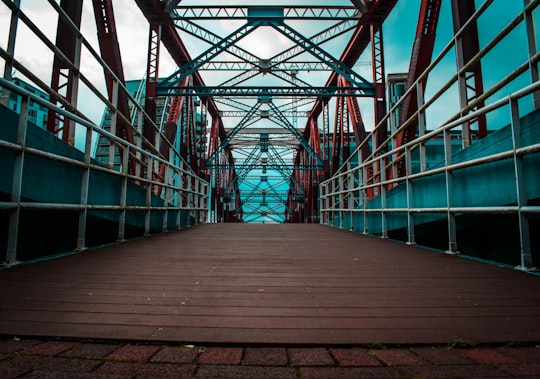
[0, 224, 539, 345]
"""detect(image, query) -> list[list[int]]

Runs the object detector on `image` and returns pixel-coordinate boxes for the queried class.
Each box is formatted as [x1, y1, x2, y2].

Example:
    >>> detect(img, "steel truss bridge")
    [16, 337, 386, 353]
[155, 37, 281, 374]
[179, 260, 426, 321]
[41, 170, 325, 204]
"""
[1, 0, 540, 270]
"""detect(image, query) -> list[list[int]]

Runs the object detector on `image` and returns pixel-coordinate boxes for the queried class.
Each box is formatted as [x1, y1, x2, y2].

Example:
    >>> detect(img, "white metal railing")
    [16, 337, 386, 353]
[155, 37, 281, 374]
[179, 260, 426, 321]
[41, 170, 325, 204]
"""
[320, 0, 540, 270]
[0, 1, 209, 265]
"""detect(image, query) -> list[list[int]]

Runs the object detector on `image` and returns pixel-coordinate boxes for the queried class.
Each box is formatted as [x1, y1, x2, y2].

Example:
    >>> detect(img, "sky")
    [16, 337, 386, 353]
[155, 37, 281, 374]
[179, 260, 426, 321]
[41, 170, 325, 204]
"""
[1, 1, 533, 130]
[0, 0, 537, 222]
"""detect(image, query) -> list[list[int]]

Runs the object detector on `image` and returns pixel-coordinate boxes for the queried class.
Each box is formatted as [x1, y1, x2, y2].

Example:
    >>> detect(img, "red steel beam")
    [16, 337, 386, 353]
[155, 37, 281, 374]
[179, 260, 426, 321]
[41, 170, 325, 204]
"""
[92, 0, 138, 176]
[305, 0, 398, 128]
[395, 0, 442, 149]
[47, 0, 83, 143]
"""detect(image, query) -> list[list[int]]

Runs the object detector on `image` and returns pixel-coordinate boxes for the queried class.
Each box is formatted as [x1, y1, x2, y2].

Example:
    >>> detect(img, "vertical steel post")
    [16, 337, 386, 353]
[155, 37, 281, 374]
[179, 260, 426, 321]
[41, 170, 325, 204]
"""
[144, 157, 153, 236]
[179, 166, 184, 229]
[0, 0, 20, 106]
[444, 127, 459, 254]
[76, 116, 93, 251]
[405, 146, 415, 245]
[510, 98, 533, 270]
[362, 164, 369, 235]
[416, 81, 427, 172]
[5, 93, 28, 264]
[380, 156, 388, 238]
[109, 81, 119, 170]
[339, 175, 344, 229]
[162, 164, 170, 232]
[319, 184, 325, 225]
[117, 145, 128, 242]
[136, 108, 144, 178]
[389, 103, 398, 184]
[347, 162, 354, 231]
[330, 178, 336, 227]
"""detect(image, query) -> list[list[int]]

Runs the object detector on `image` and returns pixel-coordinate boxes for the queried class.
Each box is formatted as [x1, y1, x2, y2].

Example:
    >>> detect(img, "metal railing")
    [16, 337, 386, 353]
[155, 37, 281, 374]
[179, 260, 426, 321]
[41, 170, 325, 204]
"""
[0, 1, 209, 265]
[320, 0, 540, 270]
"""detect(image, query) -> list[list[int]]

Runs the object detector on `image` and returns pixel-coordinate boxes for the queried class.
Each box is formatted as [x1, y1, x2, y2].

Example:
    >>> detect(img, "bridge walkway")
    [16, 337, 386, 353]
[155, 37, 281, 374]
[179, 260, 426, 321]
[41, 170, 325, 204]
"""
[0, 224, 539, 345]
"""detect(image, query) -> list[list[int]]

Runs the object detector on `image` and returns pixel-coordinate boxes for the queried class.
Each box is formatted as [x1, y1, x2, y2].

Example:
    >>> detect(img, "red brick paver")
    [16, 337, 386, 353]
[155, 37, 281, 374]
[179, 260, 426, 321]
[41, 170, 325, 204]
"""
[330, 347, 382, 366]
[243, 347, 288, 366]
[300, 366, 403, 379]
[61, 343, 120, 359]
[287, 348, 335, 366]
[1, 337, 540, 378]
[456, 347, 521, 364]
[151, 346, 198, 363]
[104, 344, 160, 362]
[410, 347, 475, 364]
[21, 341, 75, 356]
[372, 348, 427, 366]
[197, 347, 243, 365]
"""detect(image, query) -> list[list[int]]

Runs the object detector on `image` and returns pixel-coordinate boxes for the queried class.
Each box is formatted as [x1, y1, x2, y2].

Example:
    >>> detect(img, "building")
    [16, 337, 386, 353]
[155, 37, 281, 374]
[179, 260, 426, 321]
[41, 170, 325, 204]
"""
[6, 77, 50, 130]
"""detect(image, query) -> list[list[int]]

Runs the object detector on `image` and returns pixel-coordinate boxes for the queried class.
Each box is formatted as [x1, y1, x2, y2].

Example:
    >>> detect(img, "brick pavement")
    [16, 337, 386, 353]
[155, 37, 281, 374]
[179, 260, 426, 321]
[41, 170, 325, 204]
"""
[1, 338, 540, 378]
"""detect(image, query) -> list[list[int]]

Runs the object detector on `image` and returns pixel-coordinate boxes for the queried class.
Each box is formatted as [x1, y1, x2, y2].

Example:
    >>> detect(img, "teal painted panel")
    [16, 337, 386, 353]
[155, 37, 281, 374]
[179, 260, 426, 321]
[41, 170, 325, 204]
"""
[22, 154, 82, 204]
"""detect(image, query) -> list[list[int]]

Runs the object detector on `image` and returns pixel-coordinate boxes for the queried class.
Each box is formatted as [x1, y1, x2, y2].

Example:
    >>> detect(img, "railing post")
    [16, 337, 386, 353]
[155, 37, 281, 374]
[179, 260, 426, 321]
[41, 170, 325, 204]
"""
[176, 166, 182, 229]
[416, 80, 427, 172]
[117, 145, 129, 242]
[362, 164, 369, 235]
[510, 98, 534, 270]
[5, 93, 28, 265]
[347, 162, 354, 231]
[76, 116, 92, 251]
[162, 164, 170, 232]
[136, 108, 144, 178]
[380, 155, 388, 238]
[405, 146, 416, 245]
[109, 80, 119, 170]
[444, 127, 459, 254]
[144, 156, 153, 236]
[328, 178, 336, 228]
[338, 175, 344, 229]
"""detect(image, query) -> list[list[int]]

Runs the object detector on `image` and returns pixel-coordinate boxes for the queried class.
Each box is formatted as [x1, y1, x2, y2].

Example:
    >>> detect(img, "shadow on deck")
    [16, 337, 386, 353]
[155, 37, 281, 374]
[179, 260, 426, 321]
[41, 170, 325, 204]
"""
[0, 224, 539, 345]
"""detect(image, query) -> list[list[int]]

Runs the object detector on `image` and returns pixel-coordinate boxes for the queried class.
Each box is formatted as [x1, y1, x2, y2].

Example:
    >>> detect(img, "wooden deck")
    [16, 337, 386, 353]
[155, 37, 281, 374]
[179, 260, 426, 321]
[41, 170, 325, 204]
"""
[1, 224, 539, 345]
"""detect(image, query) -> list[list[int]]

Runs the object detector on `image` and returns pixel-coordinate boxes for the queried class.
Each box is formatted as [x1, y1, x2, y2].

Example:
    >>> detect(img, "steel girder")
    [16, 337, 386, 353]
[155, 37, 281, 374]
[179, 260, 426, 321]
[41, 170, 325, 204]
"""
[91, 0, 138, 174]
[290, 0, 397, 220]
[395, 0, 442, 151]
[269, 21, 373, 92]
[161, 17, 374, 94]
[267, 102, 323, 167]
[306, 0, 398, 122]
[135, 0, 220, 117]
[171, 6, 360, 21]
[158, 86, 375, 98]
[140, 1, 402, 223]
[47, 0, 83, 146]
[170, 15, 365, 89]
[206, 102, 263, 164]
[451, 0, 487, 143]
[200, 61, 331, 72]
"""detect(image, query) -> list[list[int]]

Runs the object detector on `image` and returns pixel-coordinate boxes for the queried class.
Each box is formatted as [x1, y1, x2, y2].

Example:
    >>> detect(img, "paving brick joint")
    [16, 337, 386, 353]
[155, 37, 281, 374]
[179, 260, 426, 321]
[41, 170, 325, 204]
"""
[1, 338, 540, 378]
